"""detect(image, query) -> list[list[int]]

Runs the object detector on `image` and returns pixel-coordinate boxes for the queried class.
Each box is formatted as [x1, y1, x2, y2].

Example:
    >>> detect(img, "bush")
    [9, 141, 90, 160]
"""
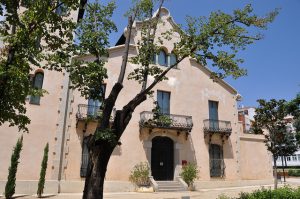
[5, 136, 23, 199]
[221, 186, 300, 199]
[180, 163, 199, 187]
[288, 169, 300, 177]
[129, 162, 150, 187]
[37, 143, 49, 198]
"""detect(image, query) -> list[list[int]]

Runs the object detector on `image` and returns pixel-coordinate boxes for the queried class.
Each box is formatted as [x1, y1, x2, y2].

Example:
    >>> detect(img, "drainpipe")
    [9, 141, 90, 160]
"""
[57, 77, 71, 193]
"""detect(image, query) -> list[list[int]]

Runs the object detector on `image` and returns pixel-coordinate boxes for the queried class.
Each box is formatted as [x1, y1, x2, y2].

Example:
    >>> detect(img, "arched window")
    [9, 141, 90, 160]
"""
[169, 53, 177, 67]
[158, 50, 167, 66]
[30, 72, 44, 105]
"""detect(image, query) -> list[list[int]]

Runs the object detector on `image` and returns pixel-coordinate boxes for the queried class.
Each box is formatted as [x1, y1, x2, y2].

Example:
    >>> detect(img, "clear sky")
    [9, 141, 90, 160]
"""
[100, 0, 300, 107]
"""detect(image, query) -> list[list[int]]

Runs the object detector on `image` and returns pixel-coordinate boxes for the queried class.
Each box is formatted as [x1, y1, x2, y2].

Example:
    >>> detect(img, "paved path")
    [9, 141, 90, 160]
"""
[0, 184, 278, 199]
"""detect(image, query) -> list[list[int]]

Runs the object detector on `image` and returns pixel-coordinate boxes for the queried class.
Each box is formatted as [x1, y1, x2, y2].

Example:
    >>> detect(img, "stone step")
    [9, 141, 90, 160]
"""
[155, 180, 187, 192]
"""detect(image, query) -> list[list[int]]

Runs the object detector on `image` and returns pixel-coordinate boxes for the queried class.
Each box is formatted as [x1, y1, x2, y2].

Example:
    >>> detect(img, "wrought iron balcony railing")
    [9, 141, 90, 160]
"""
[210, 158, 226, 177]
[203, 119, 232, 136]
[139, 111, 193, 131]
[76, 104, 102, 120]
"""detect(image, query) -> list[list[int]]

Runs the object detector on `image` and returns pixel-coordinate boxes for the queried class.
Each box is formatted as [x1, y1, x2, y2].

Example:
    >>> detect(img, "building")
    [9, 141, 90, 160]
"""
[0, 7, 273, 194]
[238, 106, 256, 134]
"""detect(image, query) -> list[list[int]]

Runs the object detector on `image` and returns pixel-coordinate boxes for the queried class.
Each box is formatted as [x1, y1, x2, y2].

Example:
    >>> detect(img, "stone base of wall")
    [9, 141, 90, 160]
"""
[60, 180, 135, 193]
[194, 179, 274, 189]
[0, 180, 135, 195]
[0, 180, 59, 195]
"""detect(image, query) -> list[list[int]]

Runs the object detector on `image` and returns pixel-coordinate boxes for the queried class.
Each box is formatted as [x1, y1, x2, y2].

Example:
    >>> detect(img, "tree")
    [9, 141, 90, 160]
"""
[64, 1, 277, 198]
[0, 0, 81, 132]
[1, 0, 278, 198]
[37, 143, 49, 198]
[5, 136, 23, 199]
[252, 99, 299, 189]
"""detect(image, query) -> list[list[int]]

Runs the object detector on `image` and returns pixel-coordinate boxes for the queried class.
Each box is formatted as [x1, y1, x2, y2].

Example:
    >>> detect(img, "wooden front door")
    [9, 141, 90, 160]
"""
[151, 136, 174, 181]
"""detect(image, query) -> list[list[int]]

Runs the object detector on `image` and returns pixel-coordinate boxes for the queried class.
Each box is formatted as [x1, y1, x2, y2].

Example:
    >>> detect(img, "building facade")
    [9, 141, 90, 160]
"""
[0, 8, 273, 194]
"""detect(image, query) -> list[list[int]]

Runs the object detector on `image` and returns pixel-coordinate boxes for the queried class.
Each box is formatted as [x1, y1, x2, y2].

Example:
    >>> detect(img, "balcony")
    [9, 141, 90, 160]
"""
[203, 119, 232, 137]
[139, 111, 193, 132]
[76, 104, 102, 121]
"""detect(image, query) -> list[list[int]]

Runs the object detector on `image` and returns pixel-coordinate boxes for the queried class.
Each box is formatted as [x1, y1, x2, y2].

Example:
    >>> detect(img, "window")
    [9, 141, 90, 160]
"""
[292, 155, 297, 161]
[209, 144, 224, 177]
[287, 156, 291, 161]
[87, 84, 106, 117]
[158, 50, 167, 66]
[209, 101, 219, 129]
[157, 90, 170, 115]
[80, 137, 89, 177]
[169, 53, 177, 67]
[29, 72, 44, 105]
[297, 154, 300, 161]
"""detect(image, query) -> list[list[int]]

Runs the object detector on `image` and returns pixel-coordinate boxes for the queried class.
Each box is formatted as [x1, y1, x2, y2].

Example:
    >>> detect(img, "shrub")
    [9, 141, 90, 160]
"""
[129, 162, 150, 187]
[288, 169, 300, 177]
[5, 136, 23, 199]
[37, 143, 49, 198]
[221, 186, 300, 199]
[180, 163, 199, 187]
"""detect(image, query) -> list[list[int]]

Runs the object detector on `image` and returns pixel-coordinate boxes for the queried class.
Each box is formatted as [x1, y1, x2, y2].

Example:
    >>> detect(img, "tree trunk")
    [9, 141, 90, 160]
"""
[281, 155, 286, 182]
[273, 157, 278, 189]
[82, 144, 114, 199]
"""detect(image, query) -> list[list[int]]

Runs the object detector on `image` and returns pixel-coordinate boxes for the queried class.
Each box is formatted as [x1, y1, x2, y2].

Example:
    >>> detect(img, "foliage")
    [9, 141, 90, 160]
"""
[251, 98, 300, 189]
[129, 162, 150, 187]
[66, 1, 117, 101]
[148, 101, 173, 126]
[5, 136, 23, 199]
[180, 163, 199, 187]
[37, 143, 49, 198]
[0, 0, 80, 132]
[288, 169, 300, 177]
[238, 186, 300, 199]
[252, 99, 299, 158]
[94, 128, 117, 146]
[217, 194, 231, 199]
[219, 186, 300, 199]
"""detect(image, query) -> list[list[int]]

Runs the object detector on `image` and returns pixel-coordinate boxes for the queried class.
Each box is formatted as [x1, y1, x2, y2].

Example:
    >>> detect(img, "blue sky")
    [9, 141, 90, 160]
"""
[100, 0, 300, 107]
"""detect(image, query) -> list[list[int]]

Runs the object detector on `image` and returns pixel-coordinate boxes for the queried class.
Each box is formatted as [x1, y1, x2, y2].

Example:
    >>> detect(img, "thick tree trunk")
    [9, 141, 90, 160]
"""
[82, 144, 114, 199]
[273, 157, 278, 189]
[281, 155, 286, 182]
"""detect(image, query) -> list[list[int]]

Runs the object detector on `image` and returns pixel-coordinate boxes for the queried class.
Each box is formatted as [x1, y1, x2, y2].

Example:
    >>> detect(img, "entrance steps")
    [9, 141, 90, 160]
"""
[156, 180, 187, 192]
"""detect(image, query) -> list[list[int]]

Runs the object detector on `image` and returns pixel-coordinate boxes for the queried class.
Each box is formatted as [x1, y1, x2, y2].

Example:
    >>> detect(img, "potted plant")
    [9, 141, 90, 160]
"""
[180, 163, 199, 191]
[129, 162, 153, 192]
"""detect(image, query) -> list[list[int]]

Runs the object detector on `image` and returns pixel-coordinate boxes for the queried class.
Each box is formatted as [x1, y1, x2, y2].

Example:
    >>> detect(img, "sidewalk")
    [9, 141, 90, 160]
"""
[1, 183, 281, 199]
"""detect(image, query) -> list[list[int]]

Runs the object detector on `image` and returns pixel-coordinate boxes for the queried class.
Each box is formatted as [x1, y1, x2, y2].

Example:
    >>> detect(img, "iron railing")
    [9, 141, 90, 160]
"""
[210, 158, 226, 177]
[139, 111, 193, 131]
[80, 153, 89, 177]
[76, 104, 102, 120]
[203, 119, 232, 136]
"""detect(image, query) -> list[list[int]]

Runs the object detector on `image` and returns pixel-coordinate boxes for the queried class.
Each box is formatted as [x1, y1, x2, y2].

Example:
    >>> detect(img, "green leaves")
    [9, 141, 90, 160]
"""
[0, 0, 80, 132]
[253, 98, 299, 158]
[176, 4, 278, 79]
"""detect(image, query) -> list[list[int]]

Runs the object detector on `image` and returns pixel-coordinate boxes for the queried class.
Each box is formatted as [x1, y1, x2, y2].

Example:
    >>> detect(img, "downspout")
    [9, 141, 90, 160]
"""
[57, 77, 71, 193]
